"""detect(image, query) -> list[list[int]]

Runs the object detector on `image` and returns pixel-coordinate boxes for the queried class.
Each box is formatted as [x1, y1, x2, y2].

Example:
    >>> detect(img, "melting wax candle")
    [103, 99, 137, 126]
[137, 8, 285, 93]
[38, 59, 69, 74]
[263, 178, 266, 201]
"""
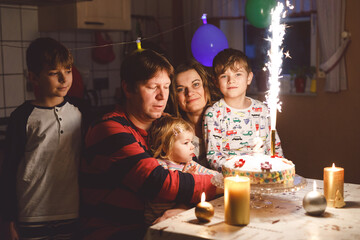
[303, 180, 327, 216]
[224, 176, 250, 225]
[195, 192, 214, 222]
[324, 163, 345, 208]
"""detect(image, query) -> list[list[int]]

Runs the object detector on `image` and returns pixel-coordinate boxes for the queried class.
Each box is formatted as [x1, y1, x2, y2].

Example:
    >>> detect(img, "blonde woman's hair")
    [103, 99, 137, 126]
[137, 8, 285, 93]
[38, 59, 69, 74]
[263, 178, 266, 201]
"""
[148, 116, 194, 160]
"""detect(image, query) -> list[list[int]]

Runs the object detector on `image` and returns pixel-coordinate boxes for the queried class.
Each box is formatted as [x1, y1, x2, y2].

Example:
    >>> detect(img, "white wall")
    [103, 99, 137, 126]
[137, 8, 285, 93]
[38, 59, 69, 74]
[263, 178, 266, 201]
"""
[0, 0, 173, 118]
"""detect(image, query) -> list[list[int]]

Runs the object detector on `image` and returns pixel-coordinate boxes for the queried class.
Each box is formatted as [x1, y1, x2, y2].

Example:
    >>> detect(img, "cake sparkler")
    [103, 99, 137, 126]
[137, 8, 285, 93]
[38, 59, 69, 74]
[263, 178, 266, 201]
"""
[265, 2, 292, 157]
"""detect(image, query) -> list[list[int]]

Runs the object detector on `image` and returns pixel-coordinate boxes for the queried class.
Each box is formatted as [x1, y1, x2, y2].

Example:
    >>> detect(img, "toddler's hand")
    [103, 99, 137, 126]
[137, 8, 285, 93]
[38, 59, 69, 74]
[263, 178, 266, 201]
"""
[182, 162, 197, 174]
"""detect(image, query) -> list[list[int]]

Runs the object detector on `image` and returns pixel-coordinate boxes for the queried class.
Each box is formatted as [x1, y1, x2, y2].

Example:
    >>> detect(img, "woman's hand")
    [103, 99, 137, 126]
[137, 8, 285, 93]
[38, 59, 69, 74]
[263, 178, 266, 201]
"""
[152, 208, 187, 225]
[9, 221, 19, 240]
[215, 186, 224, 195]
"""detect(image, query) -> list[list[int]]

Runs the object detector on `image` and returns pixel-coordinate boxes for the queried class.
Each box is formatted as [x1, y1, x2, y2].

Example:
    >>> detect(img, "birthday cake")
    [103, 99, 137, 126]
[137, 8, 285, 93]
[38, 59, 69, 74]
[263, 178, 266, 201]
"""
[222, 154, 295, 184]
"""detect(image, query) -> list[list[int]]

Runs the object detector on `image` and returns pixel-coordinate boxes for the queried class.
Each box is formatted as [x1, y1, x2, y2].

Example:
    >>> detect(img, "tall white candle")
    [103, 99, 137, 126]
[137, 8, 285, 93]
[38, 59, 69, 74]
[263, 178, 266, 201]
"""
[224, 176, 250, 225]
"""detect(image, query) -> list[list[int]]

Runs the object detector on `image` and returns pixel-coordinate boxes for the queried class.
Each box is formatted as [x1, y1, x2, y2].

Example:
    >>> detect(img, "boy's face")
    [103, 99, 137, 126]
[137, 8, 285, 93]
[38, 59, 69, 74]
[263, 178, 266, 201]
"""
[216, 62, 253, 101]
[32, 64, 73, 99]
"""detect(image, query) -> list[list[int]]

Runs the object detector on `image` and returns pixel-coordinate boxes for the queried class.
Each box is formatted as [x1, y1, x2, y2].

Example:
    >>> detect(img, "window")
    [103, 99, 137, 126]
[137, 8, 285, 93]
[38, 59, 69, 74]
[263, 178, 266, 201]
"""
[244, 15, 316, 75]
[208, 0, 317, 93]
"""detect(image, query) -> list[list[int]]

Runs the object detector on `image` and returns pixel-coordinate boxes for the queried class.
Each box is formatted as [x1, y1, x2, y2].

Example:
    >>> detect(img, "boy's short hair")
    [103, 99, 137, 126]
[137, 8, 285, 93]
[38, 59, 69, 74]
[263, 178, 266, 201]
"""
[26, 37, 73, 75]
[212, 48, 252, 79]
[148, 115, 194, 160]
[119, 49, 174, 103]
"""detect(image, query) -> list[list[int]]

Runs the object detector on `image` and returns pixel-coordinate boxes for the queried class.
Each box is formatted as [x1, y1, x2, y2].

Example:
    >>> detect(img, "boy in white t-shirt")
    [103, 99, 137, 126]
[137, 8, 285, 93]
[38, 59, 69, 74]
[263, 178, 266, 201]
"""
[204, 48, 283, 172]
[0, 37, 86, 239]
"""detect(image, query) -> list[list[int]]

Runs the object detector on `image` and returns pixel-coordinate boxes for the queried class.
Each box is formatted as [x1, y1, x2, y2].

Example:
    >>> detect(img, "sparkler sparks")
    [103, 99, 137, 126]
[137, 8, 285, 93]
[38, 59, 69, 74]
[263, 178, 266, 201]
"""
[284, 50, 292, 59]
[265, 2, 288, 131]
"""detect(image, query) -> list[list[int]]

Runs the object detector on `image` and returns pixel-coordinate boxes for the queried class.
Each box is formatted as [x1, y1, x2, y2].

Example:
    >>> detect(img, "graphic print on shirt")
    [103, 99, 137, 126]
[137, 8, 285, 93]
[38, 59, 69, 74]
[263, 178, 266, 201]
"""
[204, 98, 283, 171]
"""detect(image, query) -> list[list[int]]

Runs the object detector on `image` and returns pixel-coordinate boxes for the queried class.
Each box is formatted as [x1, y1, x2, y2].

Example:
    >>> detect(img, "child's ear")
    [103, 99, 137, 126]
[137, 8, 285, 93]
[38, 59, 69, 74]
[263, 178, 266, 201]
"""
[247, 72, 253, 85]
[28, 71, 39, 86]
[214, 78, 220, 88]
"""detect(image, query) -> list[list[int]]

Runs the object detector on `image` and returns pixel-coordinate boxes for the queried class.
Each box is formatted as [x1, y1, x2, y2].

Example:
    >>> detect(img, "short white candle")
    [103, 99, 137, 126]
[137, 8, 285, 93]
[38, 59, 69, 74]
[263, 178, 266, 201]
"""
[224, 176, 250, 225]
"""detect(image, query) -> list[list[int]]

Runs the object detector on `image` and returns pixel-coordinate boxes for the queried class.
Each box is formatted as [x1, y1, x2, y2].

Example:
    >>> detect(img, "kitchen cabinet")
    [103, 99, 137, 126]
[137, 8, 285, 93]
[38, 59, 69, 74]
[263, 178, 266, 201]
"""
[38, 0, 131, 31]
[0, 0, 90, 5]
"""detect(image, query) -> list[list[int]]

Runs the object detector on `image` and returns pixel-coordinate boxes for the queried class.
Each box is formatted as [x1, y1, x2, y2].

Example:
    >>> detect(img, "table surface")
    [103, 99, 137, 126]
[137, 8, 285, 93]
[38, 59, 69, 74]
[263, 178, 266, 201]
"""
[145, 179, 360, 240]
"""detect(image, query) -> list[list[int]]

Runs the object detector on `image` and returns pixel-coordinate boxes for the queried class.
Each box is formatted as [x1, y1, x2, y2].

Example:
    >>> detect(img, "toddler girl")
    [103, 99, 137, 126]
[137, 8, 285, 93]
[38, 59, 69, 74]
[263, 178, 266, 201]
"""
[145, 116, 217, 225]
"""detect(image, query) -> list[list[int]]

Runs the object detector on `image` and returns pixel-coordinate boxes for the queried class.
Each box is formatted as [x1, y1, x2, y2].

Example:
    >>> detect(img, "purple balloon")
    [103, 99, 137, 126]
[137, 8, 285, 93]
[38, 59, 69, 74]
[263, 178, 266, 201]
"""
[191, 24, 229, 67]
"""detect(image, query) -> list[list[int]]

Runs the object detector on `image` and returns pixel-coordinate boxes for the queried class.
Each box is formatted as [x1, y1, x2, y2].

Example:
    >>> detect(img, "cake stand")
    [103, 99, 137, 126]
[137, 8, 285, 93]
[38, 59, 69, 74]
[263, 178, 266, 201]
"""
[211, 174, 307, 208]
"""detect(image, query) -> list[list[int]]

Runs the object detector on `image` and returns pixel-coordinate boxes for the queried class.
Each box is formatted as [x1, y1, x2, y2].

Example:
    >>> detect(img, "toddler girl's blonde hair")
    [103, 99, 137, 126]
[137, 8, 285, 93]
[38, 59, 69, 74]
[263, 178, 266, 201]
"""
[148, 116, 194, 160]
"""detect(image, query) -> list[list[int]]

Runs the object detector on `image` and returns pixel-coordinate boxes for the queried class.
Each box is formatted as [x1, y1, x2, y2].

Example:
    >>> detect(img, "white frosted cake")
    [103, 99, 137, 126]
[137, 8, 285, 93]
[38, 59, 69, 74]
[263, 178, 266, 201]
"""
[222, 155, 295, 184]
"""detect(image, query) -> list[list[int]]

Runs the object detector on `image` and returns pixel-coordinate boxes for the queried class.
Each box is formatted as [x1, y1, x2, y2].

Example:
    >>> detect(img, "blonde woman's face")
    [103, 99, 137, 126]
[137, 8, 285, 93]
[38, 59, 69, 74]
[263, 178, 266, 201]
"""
[175, 69, 207, 115]
[168, 130, 195, 164]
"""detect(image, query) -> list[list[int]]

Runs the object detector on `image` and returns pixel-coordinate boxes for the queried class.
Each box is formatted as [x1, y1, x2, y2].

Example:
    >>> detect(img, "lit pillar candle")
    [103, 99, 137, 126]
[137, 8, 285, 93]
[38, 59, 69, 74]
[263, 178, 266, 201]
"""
[323, 163, 346, 208]
[224, 176, 250, 225]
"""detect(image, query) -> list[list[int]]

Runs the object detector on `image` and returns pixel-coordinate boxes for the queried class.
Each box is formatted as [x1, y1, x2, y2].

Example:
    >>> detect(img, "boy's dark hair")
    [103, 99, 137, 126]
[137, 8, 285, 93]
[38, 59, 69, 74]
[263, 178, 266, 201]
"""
[119, 49, 174, 103]
[212, 48, 252, 80]
[26, 37, 73, 75]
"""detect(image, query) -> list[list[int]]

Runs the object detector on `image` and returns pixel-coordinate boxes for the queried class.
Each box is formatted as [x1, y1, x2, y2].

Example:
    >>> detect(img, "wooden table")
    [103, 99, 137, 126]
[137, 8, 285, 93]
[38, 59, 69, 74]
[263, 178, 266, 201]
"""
[145, 179, 360, 240]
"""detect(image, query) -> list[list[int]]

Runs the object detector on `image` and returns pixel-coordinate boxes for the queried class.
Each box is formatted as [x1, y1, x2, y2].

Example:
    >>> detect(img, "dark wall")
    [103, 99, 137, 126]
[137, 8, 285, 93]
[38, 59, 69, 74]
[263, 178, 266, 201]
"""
[277, 0, 360, 184]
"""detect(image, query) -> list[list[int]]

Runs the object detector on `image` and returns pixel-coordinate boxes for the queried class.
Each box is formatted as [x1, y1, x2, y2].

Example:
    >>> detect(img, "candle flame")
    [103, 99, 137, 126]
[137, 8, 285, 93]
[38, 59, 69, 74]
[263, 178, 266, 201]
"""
[201, 192, 206, 202]
[332, 163, 336, 168]
[313, 180, 317, 192]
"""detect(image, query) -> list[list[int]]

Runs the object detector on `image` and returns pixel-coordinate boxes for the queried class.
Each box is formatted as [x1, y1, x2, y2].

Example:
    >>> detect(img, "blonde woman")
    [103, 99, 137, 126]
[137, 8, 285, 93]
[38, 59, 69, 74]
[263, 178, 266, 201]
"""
[169, 59, 222, 167]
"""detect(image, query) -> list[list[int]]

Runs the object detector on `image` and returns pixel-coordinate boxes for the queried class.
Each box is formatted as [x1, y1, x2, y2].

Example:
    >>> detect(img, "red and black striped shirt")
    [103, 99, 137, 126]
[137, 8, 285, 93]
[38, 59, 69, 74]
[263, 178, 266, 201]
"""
[79, 105, 217, 239]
